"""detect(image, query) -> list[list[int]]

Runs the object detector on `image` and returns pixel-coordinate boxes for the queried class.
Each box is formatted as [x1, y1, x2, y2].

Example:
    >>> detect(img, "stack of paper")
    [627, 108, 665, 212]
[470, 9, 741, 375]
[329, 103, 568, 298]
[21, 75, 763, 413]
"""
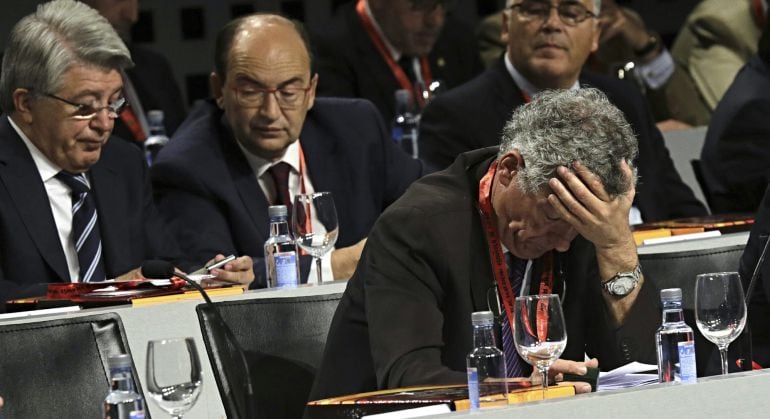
[598, 362, 658, 391]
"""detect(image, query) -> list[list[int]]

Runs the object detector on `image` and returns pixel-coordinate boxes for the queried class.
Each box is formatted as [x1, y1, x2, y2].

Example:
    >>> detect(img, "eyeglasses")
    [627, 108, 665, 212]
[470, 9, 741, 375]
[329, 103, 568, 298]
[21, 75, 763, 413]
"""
[509, 1, 598, 26]
[408, 0, 448, 13]
[231, 84, 313, 110]
[43, 92, 127, 120]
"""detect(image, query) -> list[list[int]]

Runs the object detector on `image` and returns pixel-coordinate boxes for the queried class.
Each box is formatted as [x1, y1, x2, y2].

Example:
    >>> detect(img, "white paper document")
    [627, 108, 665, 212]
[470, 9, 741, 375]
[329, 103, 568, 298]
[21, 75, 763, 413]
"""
[598, 362, 658, 391]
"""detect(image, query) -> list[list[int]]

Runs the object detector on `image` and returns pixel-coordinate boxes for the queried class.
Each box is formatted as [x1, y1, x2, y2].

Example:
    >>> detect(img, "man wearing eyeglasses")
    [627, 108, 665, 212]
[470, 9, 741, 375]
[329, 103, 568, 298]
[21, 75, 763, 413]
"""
[311, 0, 483, 123]
[151, 14, 425, 288]
[0, 0, 254, 310]
[420, 0, 707, 224]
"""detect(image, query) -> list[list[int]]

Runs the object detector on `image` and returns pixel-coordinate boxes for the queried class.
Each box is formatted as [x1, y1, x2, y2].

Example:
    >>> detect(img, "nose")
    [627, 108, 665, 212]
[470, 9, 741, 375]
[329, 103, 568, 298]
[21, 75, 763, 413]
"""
[124, 0, 139, 25]
[423, 5, 446, 28]
[89, 108, 115, 133]
[257, 91, 281, 120]
[542, 4, 564, 29]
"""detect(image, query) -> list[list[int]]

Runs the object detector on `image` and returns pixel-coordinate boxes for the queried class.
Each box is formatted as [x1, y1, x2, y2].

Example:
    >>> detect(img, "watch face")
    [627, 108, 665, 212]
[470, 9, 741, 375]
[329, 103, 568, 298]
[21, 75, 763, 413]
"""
[609, 276, 636, 295]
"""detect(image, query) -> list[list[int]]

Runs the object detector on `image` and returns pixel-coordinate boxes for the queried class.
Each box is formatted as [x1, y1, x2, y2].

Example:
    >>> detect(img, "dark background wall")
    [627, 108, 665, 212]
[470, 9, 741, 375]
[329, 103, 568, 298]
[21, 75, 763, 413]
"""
[1, 0, 699, 106]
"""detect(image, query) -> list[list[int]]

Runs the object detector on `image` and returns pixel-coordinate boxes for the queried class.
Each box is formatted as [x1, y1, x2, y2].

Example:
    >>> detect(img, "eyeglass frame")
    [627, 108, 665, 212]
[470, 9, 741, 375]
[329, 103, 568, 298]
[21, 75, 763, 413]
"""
[508, 1, 599, 27]
[229, 83, 315, 110]
[41, 92, 128, 120]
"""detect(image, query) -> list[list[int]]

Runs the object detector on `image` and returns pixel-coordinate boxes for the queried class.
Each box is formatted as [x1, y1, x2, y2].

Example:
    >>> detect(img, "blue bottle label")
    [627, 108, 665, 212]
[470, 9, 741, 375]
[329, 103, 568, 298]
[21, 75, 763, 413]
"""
[677, 340, 697, 383]
[275, 251, 298, 287]
[130, 411, 146, 419]
[467, 367, 480, 411]
[391, 126, 404, 143]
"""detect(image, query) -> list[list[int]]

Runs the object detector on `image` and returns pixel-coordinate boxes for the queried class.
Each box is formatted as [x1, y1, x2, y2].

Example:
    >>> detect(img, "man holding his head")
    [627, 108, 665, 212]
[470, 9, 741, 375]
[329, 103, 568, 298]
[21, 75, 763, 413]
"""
[0, 0, 253, 310]
[420, 0, 707, 223]
[151, 14, 425, 288]
[312, 0, 483, 122]
[312, 88, 660, 399]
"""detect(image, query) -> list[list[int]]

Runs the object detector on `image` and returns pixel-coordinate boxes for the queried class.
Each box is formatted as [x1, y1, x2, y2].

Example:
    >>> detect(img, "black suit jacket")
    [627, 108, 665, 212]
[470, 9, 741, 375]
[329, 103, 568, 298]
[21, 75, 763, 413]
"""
[311, 147, 660, 400]
[111, 44, 187, 142]
[311, 3, 483, 123]
[0, 116, 182, 311]
[419, 58, 707, 222]
[151, 98, 425, 288]
[701, 56, 770, 214]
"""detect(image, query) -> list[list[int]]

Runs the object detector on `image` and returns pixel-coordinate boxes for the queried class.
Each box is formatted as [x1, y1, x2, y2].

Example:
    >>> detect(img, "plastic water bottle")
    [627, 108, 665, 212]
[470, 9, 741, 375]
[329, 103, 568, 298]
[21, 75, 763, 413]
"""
[466, 311, 509, 411]
[264, 205, 300, 288]
[104, 354, 145, 419]
[391, 89, 419, 159]
[144, 110, 169, 166]
[656, 288, 697, 383]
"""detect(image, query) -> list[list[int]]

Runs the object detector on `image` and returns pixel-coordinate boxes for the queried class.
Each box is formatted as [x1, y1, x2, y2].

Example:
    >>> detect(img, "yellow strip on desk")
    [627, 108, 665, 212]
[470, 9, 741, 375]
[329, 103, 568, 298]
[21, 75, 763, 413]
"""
[131, 287, 243, 307]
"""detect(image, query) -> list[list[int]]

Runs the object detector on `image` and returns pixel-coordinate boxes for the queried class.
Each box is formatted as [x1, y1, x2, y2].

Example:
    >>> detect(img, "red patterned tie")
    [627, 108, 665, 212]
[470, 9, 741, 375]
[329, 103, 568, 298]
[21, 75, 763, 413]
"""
[268, 162, 293, 218]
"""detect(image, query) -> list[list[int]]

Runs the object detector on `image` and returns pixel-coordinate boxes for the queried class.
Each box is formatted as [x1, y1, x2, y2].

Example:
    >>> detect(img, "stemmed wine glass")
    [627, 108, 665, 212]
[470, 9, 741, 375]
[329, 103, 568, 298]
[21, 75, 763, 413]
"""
[513, 294, 567, 398]
[146, 337, 203, 418]
[695, 272, 747, 375]
[293, 192, 339, 285]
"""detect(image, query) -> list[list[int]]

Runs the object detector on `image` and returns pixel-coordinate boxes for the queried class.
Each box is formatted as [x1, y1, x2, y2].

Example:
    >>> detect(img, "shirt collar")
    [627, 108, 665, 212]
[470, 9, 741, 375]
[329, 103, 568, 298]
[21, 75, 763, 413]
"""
[504, 52, 580, 98]
[237, 139, 302, 178]
[8, 116, 63, 182]
[364, 0, 402, 61]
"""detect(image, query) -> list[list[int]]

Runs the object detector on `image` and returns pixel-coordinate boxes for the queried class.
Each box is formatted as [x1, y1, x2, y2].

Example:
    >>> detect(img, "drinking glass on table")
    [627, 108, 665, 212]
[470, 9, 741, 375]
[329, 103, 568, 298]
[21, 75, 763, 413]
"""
[513, 294, 567, 398]
[146, 337, 203, 418]
[293, 192, 339, 285]
[695, 272, 747, 375]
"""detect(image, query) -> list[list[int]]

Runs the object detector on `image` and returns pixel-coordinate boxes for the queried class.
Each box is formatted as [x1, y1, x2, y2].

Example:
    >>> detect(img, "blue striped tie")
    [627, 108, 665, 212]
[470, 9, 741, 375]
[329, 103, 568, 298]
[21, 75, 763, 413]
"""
[501, 253, 530, 378]
[56, 171, 106, 282]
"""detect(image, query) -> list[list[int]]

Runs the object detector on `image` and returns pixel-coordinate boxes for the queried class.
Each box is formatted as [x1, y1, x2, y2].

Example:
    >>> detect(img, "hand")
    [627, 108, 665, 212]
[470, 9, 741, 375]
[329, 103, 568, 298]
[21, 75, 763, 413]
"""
[114, 268, 145, 282]
[207, 254, 254, 289]
[598, 0, 650, 50]
[530, 358, 599, 394]
[331, 238, 367, 280]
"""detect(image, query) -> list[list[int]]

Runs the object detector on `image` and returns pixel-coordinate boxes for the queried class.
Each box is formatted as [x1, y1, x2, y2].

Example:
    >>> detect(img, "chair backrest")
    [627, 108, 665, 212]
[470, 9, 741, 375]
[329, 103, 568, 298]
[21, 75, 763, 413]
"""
[0, 312, 142, 418]
[197, 293, 343, 419]
[639, 243, 746, 376]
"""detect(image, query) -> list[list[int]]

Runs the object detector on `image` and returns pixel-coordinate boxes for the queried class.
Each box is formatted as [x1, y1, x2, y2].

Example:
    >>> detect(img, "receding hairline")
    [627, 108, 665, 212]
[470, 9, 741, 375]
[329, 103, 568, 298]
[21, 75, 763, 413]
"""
[224, 14, 311, 71]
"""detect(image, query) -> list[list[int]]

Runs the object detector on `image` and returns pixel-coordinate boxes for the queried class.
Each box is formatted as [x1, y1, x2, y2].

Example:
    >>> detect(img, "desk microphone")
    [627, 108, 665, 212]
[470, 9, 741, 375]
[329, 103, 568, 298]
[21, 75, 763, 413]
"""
[141, 260, 255, 418]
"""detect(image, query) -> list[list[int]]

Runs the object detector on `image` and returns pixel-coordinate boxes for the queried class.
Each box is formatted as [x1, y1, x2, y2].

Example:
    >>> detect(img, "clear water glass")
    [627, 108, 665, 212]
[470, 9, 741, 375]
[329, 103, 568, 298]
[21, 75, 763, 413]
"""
[146, 337, 203, 418]
[695, 272, 747, 375]
[293, 192, 339, 284]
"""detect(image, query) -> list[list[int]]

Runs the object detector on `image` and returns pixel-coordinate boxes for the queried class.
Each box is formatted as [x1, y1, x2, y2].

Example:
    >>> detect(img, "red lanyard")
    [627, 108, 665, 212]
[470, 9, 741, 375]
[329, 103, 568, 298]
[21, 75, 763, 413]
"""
[753, 0, 766, 28]
[355, 0, 433, 107]
[478, 160, 554, 339]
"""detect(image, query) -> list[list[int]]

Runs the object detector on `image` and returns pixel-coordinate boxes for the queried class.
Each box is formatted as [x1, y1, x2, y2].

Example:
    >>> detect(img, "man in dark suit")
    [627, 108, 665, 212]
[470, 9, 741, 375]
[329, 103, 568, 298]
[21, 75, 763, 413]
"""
[0, 0, 252, 310]
[312, 0, 483, 123]
[420, 0, 706, 222]
[312, 88, 660, 399]
[82, 0, 186, 141]
[151, 14, 425, 288]
[700, 22, 770, 214]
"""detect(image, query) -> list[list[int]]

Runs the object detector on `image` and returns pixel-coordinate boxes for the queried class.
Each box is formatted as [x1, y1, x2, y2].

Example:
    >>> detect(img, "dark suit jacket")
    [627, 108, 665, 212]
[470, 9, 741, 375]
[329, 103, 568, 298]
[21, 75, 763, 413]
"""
[311, 147, 660, 400]
[311, 3, 483, 123]
[739, 183, 770, 367]
[151, 98, 425, 288]
[111, 44, 187, 143]
[0, 116, 182, 311]
[419, 58, 707, 222]
[700, 56, 770, 214]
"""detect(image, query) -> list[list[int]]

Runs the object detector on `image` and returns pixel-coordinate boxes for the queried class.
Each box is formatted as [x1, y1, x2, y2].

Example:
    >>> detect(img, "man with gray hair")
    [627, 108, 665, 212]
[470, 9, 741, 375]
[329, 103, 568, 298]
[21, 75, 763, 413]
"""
[0, 0, 252, 310]
[312, 88, 659, 399]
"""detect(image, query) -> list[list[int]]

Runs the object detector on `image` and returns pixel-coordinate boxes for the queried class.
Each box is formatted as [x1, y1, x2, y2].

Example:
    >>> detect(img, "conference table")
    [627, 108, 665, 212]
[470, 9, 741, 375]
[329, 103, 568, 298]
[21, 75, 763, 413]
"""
[0, 231, 756, 418]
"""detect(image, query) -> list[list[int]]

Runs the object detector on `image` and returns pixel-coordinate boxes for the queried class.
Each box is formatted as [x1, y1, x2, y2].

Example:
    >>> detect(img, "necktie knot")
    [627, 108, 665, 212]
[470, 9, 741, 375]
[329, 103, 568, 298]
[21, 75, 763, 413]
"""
[56, 171, 90, 195]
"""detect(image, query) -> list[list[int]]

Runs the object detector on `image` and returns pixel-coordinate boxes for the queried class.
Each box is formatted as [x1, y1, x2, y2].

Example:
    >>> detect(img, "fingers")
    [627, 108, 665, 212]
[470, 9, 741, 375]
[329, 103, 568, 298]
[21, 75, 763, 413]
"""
[211, 255, 255, 289]
[550, 358, 588, 376]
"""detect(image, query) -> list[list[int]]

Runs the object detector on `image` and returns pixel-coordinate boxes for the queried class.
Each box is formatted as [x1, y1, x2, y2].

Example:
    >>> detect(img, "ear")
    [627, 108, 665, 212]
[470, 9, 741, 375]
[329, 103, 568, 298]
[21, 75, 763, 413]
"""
[209, 72, 225, 109]
[500, 10, 511, 46]
[497, 149, 525, 187]
[590, 17, 600, 53]
[305, 73, 318, 110]
[12, 88, 35, 124]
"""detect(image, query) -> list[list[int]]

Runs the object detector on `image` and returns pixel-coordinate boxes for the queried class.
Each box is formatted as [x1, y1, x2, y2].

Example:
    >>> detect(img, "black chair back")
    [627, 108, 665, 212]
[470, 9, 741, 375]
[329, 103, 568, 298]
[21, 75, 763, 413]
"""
[0, 312, 143, 418]
[640, 243, 746, 376]
[197, 293, 342, 419]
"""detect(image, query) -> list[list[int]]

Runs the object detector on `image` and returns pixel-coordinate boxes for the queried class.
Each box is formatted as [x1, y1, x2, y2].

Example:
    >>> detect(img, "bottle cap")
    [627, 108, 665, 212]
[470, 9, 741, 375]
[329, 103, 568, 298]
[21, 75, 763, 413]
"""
[660, 288, 683, 303]
[107, 353, 132, 369]
[147, 110, 165, 125]
[394, 89, 412, 105]
[471, 311, 494, 326]
[268, 205, 288, 219]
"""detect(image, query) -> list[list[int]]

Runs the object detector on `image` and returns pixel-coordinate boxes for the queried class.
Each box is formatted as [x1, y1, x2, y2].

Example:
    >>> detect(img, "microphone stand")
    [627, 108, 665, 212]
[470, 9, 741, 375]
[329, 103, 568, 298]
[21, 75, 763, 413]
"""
[739, 234, 770, 371]
[143, 262, 255, 418]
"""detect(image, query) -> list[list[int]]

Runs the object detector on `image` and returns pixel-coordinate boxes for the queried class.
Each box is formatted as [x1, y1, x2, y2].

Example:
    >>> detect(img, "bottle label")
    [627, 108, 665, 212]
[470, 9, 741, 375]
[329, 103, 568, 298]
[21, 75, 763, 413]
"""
[677, 340, 697, 383]
[130, 411, 146, 419]
[391, 126, 404, 143]
[467, 367, 480, 411]
[274, 251, 299, 287]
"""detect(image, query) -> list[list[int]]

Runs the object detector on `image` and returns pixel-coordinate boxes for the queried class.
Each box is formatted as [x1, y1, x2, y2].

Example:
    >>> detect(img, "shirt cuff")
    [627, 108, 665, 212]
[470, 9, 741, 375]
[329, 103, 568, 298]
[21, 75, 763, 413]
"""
[635, 48, 674, 90]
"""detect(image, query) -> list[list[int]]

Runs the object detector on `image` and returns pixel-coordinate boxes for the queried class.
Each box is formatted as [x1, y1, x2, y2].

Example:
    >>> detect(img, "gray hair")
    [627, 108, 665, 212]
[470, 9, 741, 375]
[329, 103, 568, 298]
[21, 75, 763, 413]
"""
[0, 0, 133, 111]
[505, 0, 602, 13]
[499, 88, 637, 198]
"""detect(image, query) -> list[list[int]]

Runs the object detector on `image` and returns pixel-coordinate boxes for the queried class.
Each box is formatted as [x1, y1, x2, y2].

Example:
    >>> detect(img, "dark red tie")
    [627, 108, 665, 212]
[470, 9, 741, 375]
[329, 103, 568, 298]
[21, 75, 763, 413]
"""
[268, 162, 293, 218]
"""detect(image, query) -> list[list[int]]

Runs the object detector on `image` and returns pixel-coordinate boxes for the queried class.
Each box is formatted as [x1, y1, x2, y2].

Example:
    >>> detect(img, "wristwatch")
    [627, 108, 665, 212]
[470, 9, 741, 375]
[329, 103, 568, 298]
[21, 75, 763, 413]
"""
[602, 265, 642, 296]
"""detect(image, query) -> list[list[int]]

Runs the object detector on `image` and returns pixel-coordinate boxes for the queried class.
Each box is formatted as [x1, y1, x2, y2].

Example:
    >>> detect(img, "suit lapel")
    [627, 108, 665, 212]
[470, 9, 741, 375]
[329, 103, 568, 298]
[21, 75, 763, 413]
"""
[466, 155, 499, 311]
[491, 59, 526, 124]
[299, 110, 350, 207]
[0, 118, 70, 281]
[90, 144, 128, 277]
[349, 9, 400, 113]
